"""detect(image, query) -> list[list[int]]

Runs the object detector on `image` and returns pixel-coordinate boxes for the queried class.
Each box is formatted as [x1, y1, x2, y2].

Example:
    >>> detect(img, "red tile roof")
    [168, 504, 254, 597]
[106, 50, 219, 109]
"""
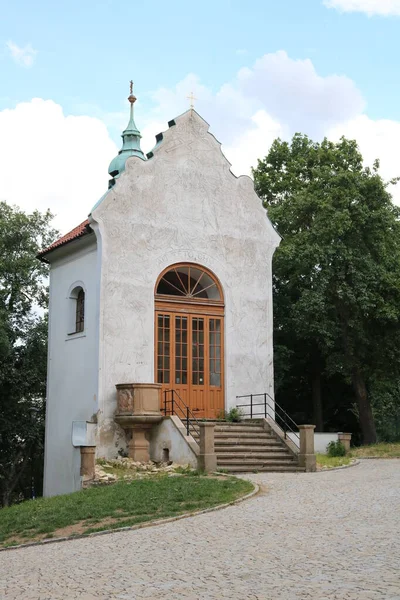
[38, 219, 92, 259]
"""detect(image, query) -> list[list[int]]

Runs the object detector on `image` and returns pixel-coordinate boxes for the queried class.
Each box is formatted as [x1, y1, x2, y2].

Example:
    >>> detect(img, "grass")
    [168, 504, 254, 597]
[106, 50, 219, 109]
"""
[316, 454, 351, 469]
[316, 442, 400, 468]
[349, 443, 400, 458]
[0, 475, 253, 548]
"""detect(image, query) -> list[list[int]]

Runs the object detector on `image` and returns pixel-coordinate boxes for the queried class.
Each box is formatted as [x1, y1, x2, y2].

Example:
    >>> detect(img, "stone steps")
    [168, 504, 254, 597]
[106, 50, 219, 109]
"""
[214, 426, 266, 433]
[193, 420, 302, 473]
[218, 465, 304, 473]
[217, 455, 297, 464]
[200, 432, 276, 441]
[214, 437, 281, 445]
[217, 452, 294, 460]
[215, 441, 287, 453]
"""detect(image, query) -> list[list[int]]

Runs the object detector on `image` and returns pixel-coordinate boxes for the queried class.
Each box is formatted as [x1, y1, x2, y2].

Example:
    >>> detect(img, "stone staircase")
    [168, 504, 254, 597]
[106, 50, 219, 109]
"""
[193, 421, 304, 473]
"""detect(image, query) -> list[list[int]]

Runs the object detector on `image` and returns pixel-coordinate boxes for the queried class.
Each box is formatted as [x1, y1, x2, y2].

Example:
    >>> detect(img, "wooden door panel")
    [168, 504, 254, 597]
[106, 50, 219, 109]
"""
[191, 388, 205, 416]
[156, 309, 224, 418]
[207, 388, 223, 419]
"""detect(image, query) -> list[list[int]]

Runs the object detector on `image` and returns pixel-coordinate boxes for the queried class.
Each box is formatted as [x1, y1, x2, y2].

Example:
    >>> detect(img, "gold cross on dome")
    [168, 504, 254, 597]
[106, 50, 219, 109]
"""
[187, 91, 197, 109]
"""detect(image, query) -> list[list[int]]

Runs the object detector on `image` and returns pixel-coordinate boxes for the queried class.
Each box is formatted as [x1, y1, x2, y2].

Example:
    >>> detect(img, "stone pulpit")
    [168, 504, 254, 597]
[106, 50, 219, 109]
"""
[114, 383, 163, 462]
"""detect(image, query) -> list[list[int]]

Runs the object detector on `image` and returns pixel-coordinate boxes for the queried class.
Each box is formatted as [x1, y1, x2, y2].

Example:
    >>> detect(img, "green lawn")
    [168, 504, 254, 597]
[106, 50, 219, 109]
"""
[349, 443, 400, 458]
[316, 454, 352, 469]
[0, 474, 253, 548]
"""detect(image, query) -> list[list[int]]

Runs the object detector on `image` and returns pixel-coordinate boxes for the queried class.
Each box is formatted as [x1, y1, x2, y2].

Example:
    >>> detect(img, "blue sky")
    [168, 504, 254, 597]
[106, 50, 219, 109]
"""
[2, 0, 400, 120]
[1, 0, 400, 232]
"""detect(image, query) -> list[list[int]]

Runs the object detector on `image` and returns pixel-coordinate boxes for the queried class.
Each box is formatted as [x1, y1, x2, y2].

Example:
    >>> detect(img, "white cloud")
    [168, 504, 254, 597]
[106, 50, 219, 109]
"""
[139, 51, 399, 203]
[223, 110, 286, 176]
[139, 51, 364, 176]
[236, 51, 365, 138]
[1, 50, 399, 239]
[324, 0, 400, 16]
[0, 99, 117, 233]
[6, 41, 37, 67]
[327, 115, 400, 201]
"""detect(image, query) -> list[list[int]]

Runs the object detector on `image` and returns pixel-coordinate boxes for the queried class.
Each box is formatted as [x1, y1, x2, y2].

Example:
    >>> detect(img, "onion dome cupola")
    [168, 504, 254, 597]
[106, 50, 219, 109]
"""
[108, 81, 145, 185]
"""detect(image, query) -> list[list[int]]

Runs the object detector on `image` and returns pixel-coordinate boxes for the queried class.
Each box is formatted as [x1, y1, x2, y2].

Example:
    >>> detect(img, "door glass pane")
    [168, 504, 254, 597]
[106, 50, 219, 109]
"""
[175, 316, 188, 384]
[192, 318, 204, 385]
[209, 318, 221, 387]
[157, 315, 170, 384]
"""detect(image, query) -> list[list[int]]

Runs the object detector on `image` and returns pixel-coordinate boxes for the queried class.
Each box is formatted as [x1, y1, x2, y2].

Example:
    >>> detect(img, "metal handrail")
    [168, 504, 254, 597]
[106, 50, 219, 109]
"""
[163, 389, 201, 438]
[236, 392, 300, 449]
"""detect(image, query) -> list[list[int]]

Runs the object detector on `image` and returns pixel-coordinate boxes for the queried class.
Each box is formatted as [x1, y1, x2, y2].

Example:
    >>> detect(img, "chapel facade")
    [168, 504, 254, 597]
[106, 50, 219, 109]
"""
[40, 88, 281, 497]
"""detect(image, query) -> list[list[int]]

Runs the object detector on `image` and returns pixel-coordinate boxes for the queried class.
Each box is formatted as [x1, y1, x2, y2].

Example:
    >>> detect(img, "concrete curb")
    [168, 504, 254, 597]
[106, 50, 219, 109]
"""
[316, 459, 360, 473]
[355, 456, 400, 460]
[0, 479, 260, 553]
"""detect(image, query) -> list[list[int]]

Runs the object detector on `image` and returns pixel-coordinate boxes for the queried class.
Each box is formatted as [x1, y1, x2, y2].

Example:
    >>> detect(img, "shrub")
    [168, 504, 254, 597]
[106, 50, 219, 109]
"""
[327, 440, 346, 457]
[216, 407, 244, 422]
[226, 407, 243, 423]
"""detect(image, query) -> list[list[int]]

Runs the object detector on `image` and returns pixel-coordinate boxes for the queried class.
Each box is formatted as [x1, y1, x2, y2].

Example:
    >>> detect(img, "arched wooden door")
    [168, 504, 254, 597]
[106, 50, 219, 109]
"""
[155, 264, 224, 419]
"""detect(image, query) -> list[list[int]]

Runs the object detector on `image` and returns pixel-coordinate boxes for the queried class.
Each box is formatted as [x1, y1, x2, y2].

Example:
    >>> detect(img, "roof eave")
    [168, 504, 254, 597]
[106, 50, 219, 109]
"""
[37, 225, 94, 263]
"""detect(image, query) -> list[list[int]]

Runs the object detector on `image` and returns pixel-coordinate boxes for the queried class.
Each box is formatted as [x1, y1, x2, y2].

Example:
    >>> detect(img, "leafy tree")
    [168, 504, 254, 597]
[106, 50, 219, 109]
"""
[254, 134, 400, 444]
[0, 202, 57, 506]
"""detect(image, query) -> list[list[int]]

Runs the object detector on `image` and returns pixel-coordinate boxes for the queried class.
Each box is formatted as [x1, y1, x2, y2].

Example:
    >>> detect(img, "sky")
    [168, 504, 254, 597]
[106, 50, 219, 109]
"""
[1, 0, 400, 234]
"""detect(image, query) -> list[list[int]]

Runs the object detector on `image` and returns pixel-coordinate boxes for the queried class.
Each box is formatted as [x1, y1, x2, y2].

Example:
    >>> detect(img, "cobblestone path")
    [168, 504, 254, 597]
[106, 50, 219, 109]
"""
[1, 460, 399, 599]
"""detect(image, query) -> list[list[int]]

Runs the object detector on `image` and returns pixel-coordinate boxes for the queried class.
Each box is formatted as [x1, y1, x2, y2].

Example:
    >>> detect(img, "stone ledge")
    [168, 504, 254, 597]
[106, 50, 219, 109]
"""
[316, 459, 360, 473]
[355, 456, 400, 460]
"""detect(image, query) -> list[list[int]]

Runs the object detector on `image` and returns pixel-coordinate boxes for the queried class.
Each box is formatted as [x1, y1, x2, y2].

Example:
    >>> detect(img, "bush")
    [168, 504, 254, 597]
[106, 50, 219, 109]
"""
[216, 407, 244, 422]
[225, 407, 243, 422]
[327, 440, 346, 457]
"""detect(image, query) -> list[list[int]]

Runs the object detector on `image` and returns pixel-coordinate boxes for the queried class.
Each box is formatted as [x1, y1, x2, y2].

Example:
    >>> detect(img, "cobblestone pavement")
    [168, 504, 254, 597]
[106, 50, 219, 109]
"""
[1, 460, 399, 600]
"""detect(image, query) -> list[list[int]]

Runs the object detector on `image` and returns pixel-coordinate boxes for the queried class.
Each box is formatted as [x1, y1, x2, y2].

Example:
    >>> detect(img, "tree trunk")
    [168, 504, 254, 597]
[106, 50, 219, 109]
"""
[352, 367, 377, 444]
[2, 490, 10, 507]
[0, 449, 31, 507]
[312, 370, 324, 431]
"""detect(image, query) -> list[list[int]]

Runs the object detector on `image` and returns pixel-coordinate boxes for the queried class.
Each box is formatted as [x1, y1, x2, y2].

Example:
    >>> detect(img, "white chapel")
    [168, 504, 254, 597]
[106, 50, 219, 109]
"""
[39, 86, 281, 496]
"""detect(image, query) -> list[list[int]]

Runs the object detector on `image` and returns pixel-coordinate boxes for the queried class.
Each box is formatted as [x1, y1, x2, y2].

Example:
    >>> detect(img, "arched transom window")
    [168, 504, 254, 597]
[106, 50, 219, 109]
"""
[156, 264, 222, 302]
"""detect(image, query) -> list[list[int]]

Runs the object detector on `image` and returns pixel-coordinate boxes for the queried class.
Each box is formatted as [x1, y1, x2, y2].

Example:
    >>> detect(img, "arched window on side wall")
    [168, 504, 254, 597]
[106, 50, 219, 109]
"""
[75, 289, 85, 333]
[68, 285, 85, 335]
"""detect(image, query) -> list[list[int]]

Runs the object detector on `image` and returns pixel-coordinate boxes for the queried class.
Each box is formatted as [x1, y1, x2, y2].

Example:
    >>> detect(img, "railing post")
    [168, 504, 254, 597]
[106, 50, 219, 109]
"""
[198, 423, 217, 473]
[163, 390, 167, 416]
[186, 406, 190, 436]
[338, 432, 352, 453]
[298, 425, 316, 472]
[264, 393, 267, 418]
[171, 390, 174, 416]
[250, 394, 253, 419]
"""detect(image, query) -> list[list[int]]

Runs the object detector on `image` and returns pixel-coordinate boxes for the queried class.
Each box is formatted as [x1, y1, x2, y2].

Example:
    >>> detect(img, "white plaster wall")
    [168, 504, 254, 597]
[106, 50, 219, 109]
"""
[287, 432, 339, 454]
[43, 241, 99, 497]
[314, 433, 339, 454]
[91, 110, 280, 457]
[150, 417, 198, 468]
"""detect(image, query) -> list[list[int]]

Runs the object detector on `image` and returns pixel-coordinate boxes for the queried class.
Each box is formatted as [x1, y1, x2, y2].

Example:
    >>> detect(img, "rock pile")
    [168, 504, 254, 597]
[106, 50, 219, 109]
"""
[87, 457, 193, 487]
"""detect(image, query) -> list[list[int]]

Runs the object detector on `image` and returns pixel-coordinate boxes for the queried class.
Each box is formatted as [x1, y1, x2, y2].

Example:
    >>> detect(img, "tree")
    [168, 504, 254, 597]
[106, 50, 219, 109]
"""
[0, 202, 57, 506]
[253, 134, 400, 444]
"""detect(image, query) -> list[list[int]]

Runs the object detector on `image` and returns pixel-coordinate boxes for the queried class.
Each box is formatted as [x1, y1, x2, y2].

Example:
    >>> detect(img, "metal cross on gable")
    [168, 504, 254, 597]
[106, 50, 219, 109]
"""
[187, 91, 197, 109]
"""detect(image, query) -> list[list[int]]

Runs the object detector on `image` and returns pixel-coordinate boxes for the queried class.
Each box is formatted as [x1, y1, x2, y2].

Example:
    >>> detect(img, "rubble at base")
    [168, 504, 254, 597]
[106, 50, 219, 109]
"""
[82, 457, 194, 488]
